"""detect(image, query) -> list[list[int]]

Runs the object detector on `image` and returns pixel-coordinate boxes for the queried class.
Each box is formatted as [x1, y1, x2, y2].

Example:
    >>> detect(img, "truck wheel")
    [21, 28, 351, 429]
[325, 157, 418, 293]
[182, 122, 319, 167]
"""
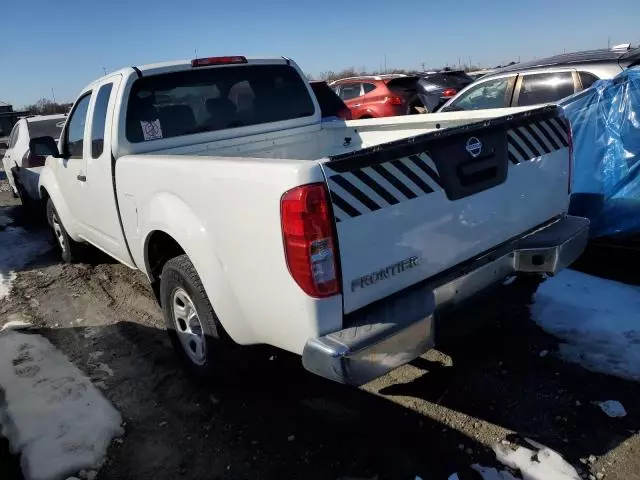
[46, 199, 80, 263]
[160, 254, 233, 378]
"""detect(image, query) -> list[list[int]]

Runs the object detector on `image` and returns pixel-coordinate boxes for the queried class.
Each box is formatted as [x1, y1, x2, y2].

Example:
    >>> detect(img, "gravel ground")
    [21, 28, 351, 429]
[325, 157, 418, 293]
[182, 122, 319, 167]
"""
[1, 186, 640, 480]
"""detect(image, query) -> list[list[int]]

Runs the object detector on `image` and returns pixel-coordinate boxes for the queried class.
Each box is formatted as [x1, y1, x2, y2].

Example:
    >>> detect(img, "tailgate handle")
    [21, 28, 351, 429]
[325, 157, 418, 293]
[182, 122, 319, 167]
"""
[457, 157, 498, 187]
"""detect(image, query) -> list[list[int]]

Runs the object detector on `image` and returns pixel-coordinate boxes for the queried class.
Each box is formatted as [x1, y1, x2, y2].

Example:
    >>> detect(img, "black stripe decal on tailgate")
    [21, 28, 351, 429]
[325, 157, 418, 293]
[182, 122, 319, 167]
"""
[330, 191, 360, 218]
[391, 159, 434, 194]
[324, 110, 569, 222]
[408, 155, 443, 188]
[351, 169, 400, 205]
[371, 164, 417, 199]
[330, 174, 381, 212]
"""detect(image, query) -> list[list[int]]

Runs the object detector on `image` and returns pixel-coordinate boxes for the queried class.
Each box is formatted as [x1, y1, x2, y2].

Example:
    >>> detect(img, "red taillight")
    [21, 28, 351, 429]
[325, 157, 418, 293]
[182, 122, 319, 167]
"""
[22, 150, 46, 168]
[566, 121, 573, 194]
[385, 96, 404, 106]
[442, 88, 458, 98]
[281, 183, 340, 298]
[191, 56, 247, 67]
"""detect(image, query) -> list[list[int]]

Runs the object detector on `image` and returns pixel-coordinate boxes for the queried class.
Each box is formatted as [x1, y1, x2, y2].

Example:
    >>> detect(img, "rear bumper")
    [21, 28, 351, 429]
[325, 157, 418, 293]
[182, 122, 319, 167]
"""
[302, 215, 589, 385]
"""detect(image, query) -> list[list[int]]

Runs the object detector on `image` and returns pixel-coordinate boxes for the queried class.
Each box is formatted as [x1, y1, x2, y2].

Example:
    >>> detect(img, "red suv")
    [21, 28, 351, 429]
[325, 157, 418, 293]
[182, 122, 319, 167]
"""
[329, 75, 419, 119]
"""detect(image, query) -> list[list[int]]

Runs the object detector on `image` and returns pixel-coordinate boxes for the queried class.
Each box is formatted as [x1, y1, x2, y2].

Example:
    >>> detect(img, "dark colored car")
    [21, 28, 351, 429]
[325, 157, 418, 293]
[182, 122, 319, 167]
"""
[329, 75, 420, 119]
[411, 70, 474, 112]
[309, 81, 352, 120]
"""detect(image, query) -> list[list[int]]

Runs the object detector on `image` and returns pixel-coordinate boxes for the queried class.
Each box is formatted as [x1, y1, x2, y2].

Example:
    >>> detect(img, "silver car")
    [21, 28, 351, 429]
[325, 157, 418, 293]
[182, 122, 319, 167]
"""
[439, 46, 640, 112]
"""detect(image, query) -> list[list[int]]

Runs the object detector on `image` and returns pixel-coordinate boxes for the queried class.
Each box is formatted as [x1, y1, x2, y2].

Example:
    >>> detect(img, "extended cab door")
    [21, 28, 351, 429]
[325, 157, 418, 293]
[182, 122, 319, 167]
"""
[57, 93, 92, 233]
[58, 75, 133, 266]
[80, 75, 132, 265]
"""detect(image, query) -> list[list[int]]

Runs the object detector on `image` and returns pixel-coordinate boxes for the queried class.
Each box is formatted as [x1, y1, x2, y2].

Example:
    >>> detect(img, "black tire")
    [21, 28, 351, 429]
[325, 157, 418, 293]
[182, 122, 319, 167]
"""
[46, 198, 81, 263]
[160, 254, 237, 378]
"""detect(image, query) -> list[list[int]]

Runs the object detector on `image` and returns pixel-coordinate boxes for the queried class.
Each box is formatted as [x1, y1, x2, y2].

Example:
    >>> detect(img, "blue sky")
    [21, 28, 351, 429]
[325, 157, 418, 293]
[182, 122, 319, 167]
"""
[2, 0, 639, 107]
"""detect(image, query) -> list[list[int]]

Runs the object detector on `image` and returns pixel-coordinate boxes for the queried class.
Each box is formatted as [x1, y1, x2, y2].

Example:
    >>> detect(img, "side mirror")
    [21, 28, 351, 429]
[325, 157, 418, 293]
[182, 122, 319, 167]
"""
[29, 136, 60, 158]
[0, 142, 8, 150]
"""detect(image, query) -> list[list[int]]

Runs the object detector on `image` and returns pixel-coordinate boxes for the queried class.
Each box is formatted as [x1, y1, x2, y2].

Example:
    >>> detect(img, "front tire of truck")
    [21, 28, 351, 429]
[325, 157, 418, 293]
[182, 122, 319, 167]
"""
[46, 198, 81, 263]
[160, 254, 234, 378]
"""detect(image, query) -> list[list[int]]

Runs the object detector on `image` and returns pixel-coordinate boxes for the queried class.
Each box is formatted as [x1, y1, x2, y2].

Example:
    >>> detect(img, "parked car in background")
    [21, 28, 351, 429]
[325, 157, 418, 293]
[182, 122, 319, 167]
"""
[329, 74, 416, 119]
[439, 46, 640, 112]
[309, 81, 352, 120]
[1, 114, 66, 204]
[412, 70, 474, 112]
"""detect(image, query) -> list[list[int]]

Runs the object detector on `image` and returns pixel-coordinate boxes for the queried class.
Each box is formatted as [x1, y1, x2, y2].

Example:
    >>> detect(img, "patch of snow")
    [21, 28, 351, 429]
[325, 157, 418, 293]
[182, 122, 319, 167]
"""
[1, 319, 32, 332]
[503, 276, 517, 286]
[0, 331, 123, 480]
[447, 474, 460, 480]
[472, 464, 519, 480]
[494, 440, 580, 480]
[531, 270, 640, 382]
[597, 400, 627, 418]
[0, 226, 51, 300]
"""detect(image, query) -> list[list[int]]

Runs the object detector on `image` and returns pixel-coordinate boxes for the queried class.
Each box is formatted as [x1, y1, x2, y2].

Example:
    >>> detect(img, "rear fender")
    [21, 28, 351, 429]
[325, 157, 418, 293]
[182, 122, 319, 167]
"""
[140, 192, 254, 345]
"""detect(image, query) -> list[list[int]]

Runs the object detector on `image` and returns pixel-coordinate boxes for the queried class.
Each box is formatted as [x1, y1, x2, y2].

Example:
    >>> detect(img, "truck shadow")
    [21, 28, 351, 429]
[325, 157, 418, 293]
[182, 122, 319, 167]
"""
[35, 321, 497, 480]
[378, 282, 640, 467]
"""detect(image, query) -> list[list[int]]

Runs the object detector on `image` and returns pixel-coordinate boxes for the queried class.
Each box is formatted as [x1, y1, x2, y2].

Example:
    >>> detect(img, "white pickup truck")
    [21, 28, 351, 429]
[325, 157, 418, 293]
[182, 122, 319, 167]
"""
[31, 55, 589, 386]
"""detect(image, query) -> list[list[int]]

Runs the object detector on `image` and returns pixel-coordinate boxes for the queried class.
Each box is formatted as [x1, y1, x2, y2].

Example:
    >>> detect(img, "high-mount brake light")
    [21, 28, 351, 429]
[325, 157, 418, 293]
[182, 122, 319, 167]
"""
[191, 56, 248, 67]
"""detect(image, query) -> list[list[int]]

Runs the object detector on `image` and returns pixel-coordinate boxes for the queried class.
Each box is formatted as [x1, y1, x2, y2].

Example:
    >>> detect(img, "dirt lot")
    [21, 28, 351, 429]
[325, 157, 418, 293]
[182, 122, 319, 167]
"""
[1, 189, 640, 480]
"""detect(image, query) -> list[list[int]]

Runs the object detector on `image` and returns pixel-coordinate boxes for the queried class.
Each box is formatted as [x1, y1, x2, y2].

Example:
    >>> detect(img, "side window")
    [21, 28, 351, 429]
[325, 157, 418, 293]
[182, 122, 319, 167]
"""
[91, 83, 113, 158]
[578, 71, 600, 90]
[64, 94, 91, 158]
[448, 77, 512, 111]
[338, 83, 362, 100]
[362, 83, 377, 94]
[8, 123, 20, 148]
[516, 72, 575, 107]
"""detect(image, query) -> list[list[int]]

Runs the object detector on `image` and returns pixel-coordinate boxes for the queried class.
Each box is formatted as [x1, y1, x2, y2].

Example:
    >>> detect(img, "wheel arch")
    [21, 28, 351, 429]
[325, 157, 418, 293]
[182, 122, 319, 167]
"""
[141, 225, 256, 346]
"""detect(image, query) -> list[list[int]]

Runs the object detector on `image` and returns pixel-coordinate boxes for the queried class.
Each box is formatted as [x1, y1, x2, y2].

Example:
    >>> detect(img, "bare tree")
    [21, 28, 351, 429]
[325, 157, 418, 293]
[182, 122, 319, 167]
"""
[23, 98, 72, 116]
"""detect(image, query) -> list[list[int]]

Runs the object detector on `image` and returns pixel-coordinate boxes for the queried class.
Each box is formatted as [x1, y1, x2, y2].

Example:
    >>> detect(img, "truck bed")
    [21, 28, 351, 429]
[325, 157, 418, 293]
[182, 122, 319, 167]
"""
[131, 106, 540, 162]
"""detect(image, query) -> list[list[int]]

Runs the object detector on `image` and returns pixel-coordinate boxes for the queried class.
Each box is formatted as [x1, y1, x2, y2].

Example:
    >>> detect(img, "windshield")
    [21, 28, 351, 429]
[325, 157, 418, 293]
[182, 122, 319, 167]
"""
[126, 64, 315, 142]
[27, 118, 65, 139]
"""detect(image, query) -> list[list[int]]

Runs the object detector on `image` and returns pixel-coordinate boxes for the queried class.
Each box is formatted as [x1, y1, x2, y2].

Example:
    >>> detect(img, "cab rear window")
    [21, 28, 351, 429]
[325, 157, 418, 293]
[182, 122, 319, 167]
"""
[126, 64, 315, 143]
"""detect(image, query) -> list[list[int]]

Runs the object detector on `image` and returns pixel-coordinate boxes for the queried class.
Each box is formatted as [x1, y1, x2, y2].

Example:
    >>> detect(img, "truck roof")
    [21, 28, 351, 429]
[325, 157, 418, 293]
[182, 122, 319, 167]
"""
[95, 57, 291, 85]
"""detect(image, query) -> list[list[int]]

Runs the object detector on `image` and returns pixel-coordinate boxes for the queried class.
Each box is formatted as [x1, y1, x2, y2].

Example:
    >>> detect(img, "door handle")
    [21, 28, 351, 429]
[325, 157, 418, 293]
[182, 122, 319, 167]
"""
[352, 104, 361, 107]
[77, 174, 87, 182]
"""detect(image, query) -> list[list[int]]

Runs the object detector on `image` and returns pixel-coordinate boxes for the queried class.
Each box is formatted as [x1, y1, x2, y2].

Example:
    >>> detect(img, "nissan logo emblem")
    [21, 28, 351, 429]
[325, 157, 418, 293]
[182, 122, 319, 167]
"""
[466, 137, 482, 158]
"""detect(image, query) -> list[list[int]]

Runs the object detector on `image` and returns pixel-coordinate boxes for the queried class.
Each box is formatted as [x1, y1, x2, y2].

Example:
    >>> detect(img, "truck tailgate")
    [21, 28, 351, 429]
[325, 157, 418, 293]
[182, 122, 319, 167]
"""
[322, 106, 570, 314]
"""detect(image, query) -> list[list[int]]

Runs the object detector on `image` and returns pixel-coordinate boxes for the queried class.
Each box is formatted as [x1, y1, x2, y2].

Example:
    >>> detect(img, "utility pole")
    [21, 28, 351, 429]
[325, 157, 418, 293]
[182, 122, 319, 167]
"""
[384, 54, 387, 73]
[101, 66, 107, 75]
[420, 62, 426, 71]
[51, 88, 56, 104]
[607, 36, 611, 49]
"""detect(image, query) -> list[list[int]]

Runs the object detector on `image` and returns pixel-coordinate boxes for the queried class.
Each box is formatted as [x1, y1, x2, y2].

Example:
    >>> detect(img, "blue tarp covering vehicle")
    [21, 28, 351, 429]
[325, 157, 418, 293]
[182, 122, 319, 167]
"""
[562, 67, 640, 238]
